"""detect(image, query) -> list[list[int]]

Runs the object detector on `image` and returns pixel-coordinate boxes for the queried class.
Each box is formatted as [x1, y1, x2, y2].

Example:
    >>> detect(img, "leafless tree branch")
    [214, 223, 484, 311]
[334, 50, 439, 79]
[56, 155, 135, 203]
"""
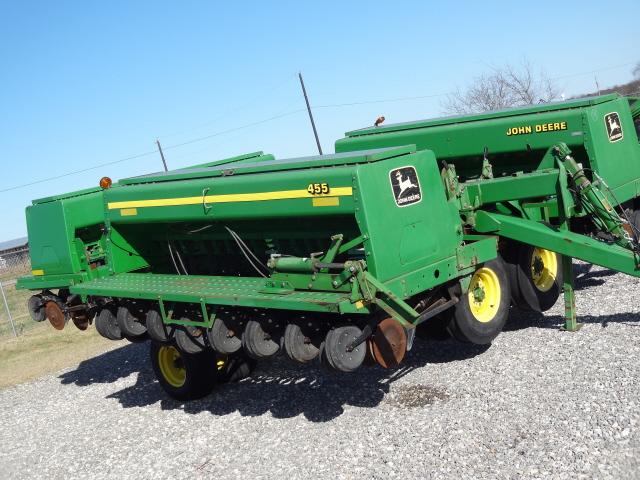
[443, 60, 558, 114]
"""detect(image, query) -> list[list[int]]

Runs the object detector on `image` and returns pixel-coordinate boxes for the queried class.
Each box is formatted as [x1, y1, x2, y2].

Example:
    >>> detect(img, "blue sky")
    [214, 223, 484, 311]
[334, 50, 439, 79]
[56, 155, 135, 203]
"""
[0, 0, 638, 241]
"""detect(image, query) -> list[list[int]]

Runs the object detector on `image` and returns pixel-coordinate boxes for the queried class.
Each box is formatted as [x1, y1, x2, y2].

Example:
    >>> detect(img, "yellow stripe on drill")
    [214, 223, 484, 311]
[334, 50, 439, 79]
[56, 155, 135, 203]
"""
[107, 187, 353, 210]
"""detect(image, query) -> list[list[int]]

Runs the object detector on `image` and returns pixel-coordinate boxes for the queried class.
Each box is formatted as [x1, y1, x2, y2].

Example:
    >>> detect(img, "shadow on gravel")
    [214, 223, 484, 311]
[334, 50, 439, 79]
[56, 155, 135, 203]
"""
[58, 338, 488, 422]
[505, 309, 640, 332]
[573, 264, 617, 291]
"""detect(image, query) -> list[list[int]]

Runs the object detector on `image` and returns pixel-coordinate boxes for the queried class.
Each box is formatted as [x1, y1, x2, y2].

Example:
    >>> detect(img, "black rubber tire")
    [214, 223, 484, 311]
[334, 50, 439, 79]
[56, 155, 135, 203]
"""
[242, 320, 280, 359]
[206, 314, 242, 354]
[449, 258, 511, 345]
[629, 209, 640, 237]
[174, 325, 207, 354]
[283, 323, 320, 363]
[146, 309, 174, 344]
[116, 306, 147, 338]
[415, 310, 453, 341]
[124, 332, 149, 343]
[322, 325, 366, 373]
[149, 342, 217, 401]
[27, 295, 46, 322]
[95, 308, 124, 341]
[217, 353, 257, 383]
[506, 244, 562, 312]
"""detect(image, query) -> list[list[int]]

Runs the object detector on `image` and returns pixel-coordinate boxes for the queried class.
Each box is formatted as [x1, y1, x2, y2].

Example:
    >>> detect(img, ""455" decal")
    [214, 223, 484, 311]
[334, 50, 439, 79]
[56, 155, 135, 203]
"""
[307, 183, 330, 195]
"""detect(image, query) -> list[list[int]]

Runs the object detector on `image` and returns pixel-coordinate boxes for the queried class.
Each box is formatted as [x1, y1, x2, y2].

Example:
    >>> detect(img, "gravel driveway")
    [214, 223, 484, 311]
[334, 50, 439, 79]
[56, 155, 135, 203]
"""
[1, 264, 639, 479]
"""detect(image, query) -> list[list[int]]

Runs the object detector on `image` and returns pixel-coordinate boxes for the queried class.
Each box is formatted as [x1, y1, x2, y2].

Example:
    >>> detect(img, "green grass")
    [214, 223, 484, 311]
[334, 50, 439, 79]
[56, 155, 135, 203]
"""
[0, 262, 126, 389]
[0, 323, 121, 389]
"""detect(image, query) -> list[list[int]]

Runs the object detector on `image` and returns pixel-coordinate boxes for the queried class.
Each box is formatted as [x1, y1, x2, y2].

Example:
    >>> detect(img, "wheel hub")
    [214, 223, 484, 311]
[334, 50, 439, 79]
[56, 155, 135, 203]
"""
[468, 267, 501, 323]
[157, 345, 186, 388]
[530, 247, 557, 292]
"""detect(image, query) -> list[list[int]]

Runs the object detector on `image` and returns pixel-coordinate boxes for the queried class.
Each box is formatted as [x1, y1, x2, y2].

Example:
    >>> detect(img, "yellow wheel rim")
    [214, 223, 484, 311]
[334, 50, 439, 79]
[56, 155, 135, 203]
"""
[468, 267, 501, 323]
[530, 248, 557, 292]
[216, 357, 226, 371]
[157, 345, 186, 388]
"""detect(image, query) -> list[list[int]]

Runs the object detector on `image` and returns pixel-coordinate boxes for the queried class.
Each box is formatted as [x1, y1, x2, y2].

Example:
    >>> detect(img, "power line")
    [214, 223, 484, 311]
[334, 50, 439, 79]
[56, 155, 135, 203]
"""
[551, 61, 636, 80]
[162, 108, 306, 151]
[156, 74, 298, 140]
[313, 91, 451, 109]
[0, 150, 157, 194]
[1, 60, 637, 194]
[0, 109, 307, 194]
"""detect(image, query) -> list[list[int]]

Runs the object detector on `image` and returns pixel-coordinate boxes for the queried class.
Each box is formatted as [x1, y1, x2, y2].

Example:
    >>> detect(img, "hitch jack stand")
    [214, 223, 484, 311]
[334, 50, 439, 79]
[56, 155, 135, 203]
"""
[561, 255, 582, 332]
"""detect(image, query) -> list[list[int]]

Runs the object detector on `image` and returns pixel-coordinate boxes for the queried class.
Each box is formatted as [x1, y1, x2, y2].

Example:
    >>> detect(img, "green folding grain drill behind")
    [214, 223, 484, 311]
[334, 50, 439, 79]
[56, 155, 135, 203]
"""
[17, 93, 640, 400]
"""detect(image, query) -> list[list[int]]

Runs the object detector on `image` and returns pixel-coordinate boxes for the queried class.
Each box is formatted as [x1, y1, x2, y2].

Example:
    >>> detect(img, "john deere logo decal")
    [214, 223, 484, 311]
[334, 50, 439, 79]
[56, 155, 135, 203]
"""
[604, 112, 623, 142]
[389, 166, 421, 207]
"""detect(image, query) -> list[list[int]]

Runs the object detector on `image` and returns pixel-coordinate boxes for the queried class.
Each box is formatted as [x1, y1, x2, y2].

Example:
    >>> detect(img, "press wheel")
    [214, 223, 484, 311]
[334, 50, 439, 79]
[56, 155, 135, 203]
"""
[95, 308, 123, 340]
[175, 325, 207, 354]
[242, 320, 281, 359]
[27, 295, 46, 322]
[283, 323, 320, 363]
[117, 305, 147, 338]
[322, 325, 366, 373]
[207, 314, 242, 354]
[146, 309, 174, 344]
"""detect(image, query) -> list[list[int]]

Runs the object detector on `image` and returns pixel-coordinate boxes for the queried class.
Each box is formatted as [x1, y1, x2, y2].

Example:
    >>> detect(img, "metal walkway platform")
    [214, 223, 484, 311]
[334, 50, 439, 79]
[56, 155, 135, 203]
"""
[70, 273, 362, 314]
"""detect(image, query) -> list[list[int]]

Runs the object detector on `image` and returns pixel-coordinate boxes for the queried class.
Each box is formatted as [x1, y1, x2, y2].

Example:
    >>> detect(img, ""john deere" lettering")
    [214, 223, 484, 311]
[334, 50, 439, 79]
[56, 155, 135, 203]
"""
[506, 121, 567, 136]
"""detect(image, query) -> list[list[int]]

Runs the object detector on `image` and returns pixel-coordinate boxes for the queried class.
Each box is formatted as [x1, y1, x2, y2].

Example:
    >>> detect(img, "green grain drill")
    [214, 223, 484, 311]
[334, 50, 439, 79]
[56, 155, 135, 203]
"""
[17, 93, 640, 400]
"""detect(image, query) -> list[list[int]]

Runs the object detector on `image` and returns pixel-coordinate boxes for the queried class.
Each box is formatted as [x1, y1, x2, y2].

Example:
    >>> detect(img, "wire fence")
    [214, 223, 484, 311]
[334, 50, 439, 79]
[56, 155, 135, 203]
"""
[0, 248, 36, 338]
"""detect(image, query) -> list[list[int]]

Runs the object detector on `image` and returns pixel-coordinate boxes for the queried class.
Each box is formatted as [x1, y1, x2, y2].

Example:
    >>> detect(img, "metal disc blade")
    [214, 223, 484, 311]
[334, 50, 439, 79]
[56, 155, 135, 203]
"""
[370, 317, 407, 369]
[45, 301, 66, 330]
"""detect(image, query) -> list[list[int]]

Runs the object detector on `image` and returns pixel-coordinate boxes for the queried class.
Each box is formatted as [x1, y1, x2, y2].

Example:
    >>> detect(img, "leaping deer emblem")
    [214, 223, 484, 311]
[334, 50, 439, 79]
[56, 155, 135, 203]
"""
[396, 171, 417, 198]
[607, 115, 620, 134]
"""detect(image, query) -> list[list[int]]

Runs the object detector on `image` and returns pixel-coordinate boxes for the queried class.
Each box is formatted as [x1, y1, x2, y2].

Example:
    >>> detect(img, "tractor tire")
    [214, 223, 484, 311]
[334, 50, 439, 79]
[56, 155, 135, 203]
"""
[449, 258, 511, 345]
[150, 342, 217, 401]
[507, 244, 562, 312]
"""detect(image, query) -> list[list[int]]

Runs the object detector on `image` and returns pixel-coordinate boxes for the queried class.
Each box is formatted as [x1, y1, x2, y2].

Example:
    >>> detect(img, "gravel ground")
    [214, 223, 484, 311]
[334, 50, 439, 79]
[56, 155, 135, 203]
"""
[1, 263, 640, 479]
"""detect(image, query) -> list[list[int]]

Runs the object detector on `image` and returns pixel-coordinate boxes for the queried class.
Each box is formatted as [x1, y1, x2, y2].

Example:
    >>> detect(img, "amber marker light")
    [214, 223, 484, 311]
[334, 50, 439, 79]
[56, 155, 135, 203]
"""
[99, 176, 113, 189]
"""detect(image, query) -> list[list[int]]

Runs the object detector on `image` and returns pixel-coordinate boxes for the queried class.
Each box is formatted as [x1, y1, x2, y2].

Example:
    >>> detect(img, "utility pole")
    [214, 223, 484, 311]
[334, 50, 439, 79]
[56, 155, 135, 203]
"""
[156, 139, 169, 172]
[298, 72, 323, 155]
[595, 76, 601, 96]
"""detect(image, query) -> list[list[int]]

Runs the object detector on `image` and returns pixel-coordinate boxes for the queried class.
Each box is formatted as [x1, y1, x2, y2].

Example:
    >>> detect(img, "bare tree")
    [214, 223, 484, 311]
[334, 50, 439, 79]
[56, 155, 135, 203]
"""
[633, 62, 640, 79]
[443, 60, 558, 115]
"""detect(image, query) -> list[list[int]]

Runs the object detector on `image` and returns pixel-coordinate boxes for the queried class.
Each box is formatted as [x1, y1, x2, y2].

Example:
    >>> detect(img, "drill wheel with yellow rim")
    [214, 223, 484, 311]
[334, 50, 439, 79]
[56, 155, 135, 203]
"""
[449, 258, 511, 345]
[506, 243, 562, 312]
[150, 342, 257, 400]
[150, 342, 218, 400]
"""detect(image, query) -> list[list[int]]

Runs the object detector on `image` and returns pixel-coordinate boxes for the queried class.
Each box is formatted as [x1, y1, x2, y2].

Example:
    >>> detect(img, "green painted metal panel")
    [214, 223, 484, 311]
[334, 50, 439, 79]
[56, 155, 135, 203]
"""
[475, 211, 640, 277]
[105, 166, 358, 224]
[353, 149, 463, 296]
[335, 94, 640, 205]
[24, 190, 105, 277]
[119, 146, 415, 185]
[344, 95, 619, 137]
